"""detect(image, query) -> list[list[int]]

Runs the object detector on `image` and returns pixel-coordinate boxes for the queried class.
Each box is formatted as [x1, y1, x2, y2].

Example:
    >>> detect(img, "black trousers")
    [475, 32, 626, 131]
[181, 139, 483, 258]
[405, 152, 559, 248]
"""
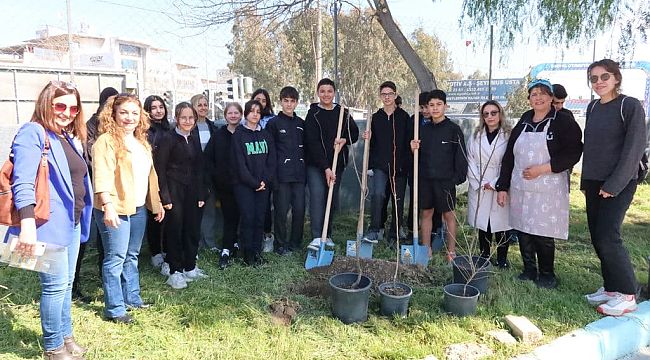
[273, 182, 305, 250]
[164, 181, 202, 274]
[146, 210, 165, 256]
[478, 222, 508, 263]
[264, 191, 273, 234]
[583, 179, 638, 295]
[519, 232, 555, 278]
[234, 184, 269, 258]
[217, 187, 240, 253]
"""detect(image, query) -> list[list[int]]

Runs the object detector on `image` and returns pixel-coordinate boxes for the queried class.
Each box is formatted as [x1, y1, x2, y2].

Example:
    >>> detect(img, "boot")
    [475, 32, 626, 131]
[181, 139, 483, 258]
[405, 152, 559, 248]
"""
[517, 233, 538, 281]
[496, 242, 510, 269]
[64, 336, 87, 357]
[478, 230, 491, 259]
[43, 344, 79, 360]
[535, 236, 557, 289]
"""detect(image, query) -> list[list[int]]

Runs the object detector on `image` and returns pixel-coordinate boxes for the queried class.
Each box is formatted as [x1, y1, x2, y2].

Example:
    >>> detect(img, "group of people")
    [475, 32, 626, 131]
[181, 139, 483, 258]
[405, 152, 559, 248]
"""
[5, 58, 646, 359]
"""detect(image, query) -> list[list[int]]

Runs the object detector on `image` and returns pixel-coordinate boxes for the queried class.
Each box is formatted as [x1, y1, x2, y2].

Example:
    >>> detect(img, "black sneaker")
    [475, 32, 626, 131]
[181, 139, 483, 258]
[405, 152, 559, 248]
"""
[535, 274, 558, 289]
[219, 254, 230, 269]
[517, 271, 537, 281]
[497, 260, 510, 269]
[108, 314, 134, 324]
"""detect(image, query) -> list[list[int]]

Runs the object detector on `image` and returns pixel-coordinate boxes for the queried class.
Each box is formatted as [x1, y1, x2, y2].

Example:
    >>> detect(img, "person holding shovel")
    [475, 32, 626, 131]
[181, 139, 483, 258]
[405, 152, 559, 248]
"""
[304, 78, 359, 249]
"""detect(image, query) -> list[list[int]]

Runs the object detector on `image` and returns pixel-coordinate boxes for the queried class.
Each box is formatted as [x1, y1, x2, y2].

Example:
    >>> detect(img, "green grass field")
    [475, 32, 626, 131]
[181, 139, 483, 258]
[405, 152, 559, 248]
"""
[1, 181, 649, 359]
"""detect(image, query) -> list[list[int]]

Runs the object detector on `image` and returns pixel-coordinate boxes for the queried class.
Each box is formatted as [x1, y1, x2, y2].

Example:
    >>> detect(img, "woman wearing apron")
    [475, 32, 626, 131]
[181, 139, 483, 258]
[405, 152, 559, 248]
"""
[496, 79, 583, 289]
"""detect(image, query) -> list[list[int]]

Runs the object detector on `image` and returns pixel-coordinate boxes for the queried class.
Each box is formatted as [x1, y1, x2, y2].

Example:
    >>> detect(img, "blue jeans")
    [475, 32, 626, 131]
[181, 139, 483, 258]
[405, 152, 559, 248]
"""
[306, 166, 342, 239]
[39, 224, 80, 351]
[95, 206, 147, 318]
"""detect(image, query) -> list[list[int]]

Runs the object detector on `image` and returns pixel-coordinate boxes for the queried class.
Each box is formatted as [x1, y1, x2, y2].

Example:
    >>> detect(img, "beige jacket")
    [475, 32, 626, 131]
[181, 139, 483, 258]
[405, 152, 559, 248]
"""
[92, 134, 162, 215]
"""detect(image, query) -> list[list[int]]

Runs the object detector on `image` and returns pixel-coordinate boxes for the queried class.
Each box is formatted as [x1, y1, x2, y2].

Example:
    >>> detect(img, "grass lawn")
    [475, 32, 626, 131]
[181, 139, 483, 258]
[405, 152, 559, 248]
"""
[1, 180, 649, 360]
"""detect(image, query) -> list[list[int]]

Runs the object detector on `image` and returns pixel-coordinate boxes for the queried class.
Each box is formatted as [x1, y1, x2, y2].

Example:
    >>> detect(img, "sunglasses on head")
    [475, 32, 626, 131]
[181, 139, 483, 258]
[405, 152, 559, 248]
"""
[49, 80, 76, 89]
[589, 73, 613, 83]
[52, 103, 80, 116]
[482, 110, 499, 117]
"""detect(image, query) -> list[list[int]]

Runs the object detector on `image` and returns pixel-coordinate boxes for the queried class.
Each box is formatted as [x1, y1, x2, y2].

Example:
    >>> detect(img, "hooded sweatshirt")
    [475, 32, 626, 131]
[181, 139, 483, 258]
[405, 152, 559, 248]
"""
[304, 103, 359, 173]
[231, 124, 276, 190]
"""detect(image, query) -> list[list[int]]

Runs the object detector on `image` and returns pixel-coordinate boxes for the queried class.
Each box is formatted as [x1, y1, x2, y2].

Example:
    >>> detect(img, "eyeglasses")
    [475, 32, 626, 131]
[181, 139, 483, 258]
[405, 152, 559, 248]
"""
[49, 80, 76, 89]
[52, 103, 80, 116]
[589, 73, 613, 83]
[380, 92, 396, 97]
[482, 110, 499, 117]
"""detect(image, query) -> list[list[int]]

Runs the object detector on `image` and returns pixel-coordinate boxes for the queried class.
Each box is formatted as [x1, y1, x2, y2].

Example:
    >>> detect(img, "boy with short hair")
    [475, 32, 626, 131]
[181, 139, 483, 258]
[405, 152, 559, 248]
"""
[265, 86, 305, 254]
[363, 81, 411, 243]
[552, 83, 576, 121]
[410, 90, 467, 260]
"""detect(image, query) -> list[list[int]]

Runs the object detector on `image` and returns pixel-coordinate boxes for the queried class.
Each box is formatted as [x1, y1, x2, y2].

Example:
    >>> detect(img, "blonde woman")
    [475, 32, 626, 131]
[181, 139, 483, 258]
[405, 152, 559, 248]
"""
[466, 100, 511, 268]
[92, 94, 164, 324]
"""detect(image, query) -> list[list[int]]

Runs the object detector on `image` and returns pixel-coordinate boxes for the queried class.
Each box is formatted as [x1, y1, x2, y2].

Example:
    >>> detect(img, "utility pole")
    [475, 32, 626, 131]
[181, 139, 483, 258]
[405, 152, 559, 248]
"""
[315, 0, 323, 101]
[66, 0, 75, 81]
[333, 0, 339, 103]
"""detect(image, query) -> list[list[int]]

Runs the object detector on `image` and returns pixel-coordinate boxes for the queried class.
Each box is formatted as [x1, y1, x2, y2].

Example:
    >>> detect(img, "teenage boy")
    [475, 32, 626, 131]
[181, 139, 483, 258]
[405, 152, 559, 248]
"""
[266, 86, 305, 255]
[363, 81, 411, 243]
[304, 78, 359, 249]
[410, 90, 467, 260]
[552, 83, 576, 121]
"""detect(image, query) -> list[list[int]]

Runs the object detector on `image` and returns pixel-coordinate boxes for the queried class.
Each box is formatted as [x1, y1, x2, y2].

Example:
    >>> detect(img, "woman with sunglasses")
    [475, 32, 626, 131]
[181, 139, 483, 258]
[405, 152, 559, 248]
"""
[496, 79, 582, 289]
[92, 94, 165, 324]
[466, 100, 512, 268]
[143, 95, 171, 271]
[582, 59, 647, 316]
[8, 80, 92, 359]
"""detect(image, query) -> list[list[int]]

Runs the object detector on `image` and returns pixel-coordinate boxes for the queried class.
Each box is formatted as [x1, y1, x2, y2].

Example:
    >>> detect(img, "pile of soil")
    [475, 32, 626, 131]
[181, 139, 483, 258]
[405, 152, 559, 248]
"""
[290, 256, 445, 298]
[269, 297, 301, 325]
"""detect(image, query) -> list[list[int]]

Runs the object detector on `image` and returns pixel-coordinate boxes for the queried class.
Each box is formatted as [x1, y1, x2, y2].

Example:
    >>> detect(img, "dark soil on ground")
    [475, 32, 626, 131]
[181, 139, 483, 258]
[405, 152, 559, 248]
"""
[289, 256, 449, 298]
[269, 297, 301, 325]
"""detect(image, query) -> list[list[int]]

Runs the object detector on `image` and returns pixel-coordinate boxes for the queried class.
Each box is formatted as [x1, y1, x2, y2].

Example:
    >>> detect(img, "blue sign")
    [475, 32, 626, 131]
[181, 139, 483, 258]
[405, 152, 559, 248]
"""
[447, 78, 525, 103]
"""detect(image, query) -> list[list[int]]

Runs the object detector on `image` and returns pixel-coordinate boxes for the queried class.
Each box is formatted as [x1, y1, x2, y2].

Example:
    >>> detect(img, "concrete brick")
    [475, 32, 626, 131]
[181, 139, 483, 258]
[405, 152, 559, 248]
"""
[505, 315, 543, 343]
[488, 329, 517, 345]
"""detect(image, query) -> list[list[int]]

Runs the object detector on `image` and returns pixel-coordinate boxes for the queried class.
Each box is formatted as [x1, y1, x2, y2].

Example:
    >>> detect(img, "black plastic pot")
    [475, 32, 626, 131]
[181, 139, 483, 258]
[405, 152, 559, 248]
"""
[378, 282, 413, 317]
[329, 273, 372, 324]
[443, 283, 480, 316]
[452, 255, 492, 295]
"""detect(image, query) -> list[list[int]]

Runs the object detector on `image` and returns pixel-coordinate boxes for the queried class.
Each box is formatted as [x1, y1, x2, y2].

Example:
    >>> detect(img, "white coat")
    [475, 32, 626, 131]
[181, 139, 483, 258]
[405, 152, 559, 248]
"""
[466, 129, 511, 232]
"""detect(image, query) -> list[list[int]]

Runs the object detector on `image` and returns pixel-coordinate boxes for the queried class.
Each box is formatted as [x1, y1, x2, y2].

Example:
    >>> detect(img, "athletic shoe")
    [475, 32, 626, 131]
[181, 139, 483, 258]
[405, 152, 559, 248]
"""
[362, 231, 379, 244]
[219, 254, 230, 269]
[262, 233, 274, 253]
[534, 274, 558, 289]
[586, 287, 618, 306]
[183, 267, 209, 281]
[150, 253, 164, 268]
[166, 272, 187, 289]
[597, 293, 637, 316]
[160, 262, 170, 277]
[517, 271, 537, 281]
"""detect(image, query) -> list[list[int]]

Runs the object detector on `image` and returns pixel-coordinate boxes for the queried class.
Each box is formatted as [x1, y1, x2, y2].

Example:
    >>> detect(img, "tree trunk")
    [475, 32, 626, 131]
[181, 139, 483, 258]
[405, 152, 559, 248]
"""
[372, 0, 437, 91]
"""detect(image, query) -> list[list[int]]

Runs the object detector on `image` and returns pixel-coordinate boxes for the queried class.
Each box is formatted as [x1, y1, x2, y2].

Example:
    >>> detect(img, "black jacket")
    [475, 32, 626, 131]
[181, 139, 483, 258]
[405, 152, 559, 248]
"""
[154, 129, 207, 205]
[266, 112, 306, 183]
[418, 117, 467, 185]
[304, 103, 359, 173]
[496, 108, 583, 191]
[148, 120, 171, 154]
[369, 107, 412, 176]
[231, 124, 276, 190]
[205, 125, 236, 192]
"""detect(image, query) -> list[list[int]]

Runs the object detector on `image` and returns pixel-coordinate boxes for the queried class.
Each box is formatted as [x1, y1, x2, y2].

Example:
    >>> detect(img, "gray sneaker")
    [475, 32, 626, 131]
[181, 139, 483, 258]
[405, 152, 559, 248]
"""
[262, 233, 274, 253]
[363, 231, 379, 244]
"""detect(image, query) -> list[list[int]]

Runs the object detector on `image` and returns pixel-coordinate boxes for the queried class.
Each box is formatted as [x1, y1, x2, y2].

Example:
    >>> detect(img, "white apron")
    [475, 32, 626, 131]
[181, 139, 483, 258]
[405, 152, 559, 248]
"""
[509, 119, 569, 239]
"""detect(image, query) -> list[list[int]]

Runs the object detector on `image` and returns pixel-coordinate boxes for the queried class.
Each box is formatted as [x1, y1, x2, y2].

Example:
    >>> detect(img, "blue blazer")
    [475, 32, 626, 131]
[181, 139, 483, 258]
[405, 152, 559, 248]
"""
[6, 122, 93, 247]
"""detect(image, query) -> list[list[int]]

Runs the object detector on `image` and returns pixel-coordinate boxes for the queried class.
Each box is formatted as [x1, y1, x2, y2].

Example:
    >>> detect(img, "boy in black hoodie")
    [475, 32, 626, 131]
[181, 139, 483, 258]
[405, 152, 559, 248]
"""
[304, 78, 359, 249]
[231, 100, 276, 266]
[266, 86, 305, 254]
[410, 90, 467, 261]
[363, 81, 411, 243]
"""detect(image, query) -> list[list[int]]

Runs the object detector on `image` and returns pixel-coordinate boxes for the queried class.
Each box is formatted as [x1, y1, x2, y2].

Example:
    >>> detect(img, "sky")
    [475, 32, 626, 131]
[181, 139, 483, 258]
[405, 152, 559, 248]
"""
[2, 0, 649, 79]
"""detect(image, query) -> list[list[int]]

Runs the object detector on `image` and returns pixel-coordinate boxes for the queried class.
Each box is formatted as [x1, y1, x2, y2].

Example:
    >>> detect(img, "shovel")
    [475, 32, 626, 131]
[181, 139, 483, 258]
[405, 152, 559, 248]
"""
[346, 108, 373, 259]
[401, 92, 430, 266]
[305, 104, 346, 269]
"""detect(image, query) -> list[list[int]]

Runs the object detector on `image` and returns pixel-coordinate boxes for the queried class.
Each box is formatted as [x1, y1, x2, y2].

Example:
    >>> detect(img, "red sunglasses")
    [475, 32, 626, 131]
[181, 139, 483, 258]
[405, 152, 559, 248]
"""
[52, 103, 80, 116]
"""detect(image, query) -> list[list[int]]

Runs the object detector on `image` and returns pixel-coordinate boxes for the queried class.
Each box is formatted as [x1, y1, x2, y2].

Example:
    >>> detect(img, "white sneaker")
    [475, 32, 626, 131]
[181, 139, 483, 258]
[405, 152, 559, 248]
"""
[183, 267, 209, 282]
[150, 254, 164, 268]
[166, 272, 187, 289]
[597, 293, 637, 316]
[585, 287, 617, 306]
[160, 262, 170, 277]
[262, 233, 274, 253]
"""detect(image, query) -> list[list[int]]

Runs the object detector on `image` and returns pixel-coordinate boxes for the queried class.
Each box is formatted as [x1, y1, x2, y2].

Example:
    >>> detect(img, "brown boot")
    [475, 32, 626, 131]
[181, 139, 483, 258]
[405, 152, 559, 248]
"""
[43, 344, 76, 360]
[64, 336, 88, 357]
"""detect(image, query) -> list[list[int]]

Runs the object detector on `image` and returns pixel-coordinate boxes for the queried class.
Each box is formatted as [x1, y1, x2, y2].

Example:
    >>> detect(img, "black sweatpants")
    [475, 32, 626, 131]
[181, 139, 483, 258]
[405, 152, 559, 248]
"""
[164, 180, 202, 274]
[273, 182, 305, 250]
[146, 210, 165, 256]
[583, 179, 638, 295]
[234, 184, 269, 259]
[217, 187, 240, 253]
